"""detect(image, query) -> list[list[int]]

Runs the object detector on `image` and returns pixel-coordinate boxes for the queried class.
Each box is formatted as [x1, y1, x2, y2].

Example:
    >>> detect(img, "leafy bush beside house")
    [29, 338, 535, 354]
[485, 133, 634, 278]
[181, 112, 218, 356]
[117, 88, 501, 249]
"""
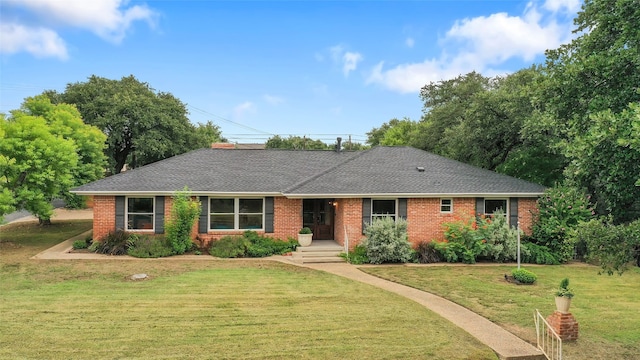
[363, 217, 413, 264]
[208, 231, 297, 258]
[531, 184, 595, 262]
[165, 187, 201, 255]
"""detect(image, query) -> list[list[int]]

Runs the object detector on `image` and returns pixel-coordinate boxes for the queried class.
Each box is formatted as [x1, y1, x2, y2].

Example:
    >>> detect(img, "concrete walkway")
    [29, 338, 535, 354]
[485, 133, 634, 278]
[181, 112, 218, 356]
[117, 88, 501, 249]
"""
[19, 210, 544, 360]
[303, 262, 544, 360]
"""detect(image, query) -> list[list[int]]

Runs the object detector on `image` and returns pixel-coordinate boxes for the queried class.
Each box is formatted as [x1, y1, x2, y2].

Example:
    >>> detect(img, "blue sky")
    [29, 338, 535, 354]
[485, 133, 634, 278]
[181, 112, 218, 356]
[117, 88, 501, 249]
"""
[1, 0, 581, 144]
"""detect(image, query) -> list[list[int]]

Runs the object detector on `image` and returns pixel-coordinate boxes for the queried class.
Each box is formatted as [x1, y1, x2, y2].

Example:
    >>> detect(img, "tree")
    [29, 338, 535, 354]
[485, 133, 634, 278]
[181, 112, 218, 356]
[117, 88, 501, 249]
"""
[366, 118, 416, 146]
[0, 111, 78, 223]
[46, 75, 209, 174]
[534, 0, 640, 222]
[17, 96, 107, 208]
[192, 121, 227, 148]
[265, 135, 331, 150]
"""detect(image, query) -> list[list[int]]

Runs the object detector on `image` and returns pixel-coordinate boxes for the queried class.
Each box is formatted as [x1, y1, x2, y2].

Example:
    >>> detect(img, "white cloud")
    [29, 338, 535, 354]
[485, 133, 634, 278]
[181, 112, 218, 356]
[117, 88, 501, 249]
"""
[1, 0, 157, 58]
[233, 101, 256, 118]
[405, 37, 415, 48]
[263, 94, 284, 105]
[367, 1, 577, 93]
[328, 45, 363, 77]
[342, 51, 363, 77]
[0, 22, 68, 59]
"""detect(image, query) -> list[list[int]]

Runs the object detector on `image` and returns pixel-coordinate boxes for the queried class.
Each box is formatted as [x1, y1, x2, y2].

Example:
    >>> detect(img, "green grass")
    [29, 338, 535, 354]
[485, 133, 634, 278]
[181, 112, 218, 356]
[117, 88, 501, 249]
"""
[361, 264, 640, 360]
[0, 221, 497, 360]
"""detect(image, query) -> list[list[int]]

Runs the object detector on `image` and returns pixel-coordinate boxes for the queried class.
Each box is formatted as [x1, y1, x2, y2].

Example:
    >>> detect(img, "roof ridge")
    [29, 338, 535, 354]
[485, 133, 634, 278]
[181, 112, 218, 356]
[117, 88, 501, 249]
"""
[282, 149, 370, 194]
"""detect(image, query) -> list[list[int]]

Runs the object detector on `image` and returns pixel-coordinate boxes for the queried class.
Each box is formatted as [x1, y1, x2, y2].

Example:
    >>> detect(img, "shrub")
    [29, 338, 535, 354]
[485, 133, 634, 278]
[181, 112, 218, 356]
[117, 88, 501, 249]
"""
[244, 231, 298, 257]
[92, 229, 132, 255]
[209, 235, 250, 258]
[521, 242, 559, 265]
[340, 244, 370, 264]
[511, 268, 537, 284]
[299, 227, 312, 234]
[363, 217, 412, 264]
[435, 218, 487, 264]
[572, 217, 640, 275]
[414, 241, 442, 263]
[531, 184, 595, 262]
[165, 187, 201, 255]
[72, 239, 89, 250]
[127, 235, 175, 258]
[477, 210, 519, 262]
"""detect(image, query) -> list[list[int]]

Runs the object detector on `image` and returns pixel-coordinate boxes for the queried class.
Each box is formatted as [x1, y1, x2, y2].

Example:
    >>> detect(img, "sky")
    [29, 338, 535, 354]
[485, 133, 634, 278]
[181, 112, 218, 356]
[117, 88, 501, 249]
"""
[0, 0, 582, 145]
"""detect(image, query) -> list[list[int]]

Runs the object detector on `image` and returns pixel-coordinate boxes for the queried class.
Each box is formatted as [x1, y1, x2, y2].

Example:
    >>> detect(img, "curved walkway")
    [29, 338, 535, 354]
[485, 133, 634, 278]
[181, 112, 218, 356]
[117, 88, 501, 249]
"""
[24, 209, 544, 360]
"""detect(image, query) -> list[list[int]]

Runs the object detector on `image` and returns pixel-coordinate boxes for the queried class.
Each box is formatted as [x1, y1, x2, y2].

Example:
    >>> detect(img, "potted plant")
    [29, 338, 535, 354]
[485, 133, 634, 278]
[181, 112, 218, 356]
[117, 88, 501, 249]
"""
[554, 278, 575, 314]
[298, 227, 313, 247]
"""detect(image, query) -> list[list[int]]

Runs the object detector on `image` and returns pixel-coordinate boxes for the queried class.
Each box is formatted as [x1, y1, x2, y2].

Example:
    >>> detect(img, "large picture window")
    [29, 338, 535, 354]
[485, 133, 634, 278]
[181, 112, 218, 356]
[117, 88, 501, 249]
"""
[127, 197, 154, 230]
[210, 198, 264, 230]
[485, 199, 507, 216]
[372, 199, 396, 221]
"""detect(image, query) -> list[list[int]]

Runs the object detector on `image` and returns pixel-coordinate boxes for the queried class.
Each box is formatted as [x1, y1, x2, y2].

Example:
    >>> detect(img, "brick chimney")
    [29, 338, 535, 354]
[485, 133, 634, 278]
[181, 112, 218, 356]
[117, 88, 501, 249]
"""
[211, 143, 236, 149]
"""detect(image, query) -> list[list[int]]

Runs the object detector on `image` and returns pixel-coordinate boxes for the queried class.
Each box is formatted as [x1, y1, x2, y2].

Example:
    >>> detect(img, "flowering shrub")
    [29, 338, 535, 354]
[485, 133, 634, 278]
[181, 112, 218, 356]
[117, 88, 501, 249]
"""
[478, 210, 520, 262]
[531, 185, 595, 262]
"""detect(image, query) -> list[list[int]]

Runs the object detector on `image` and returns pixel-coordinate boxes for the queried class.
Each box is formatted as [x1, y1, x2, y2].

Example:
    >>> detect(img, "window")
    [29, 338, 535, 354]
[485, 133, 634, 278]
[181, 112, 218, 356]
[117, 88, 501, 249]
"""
[372, 199, 396, 221]
[485, 199, 507, 216]
[210, 198, 264, 230]
[440, 198, 453, 213]
[127, 197, 154, 230]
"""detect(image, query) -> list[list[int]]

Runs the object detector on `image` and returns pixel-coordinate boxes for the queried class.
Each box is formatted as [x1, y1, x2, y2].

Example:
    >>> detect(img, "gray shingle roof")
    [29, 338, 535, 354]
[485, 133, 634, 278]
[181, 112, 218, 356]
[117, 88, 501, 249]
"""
[72, 146, 546, 196]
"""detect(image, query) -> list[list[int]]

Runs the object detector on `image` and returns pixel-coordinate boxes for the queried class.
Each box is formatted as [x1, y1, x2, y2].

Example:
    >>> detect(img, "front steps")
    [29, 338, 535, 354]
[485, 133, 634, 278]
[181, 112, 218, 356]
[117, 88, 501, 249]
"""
[291, 240, 345, 264]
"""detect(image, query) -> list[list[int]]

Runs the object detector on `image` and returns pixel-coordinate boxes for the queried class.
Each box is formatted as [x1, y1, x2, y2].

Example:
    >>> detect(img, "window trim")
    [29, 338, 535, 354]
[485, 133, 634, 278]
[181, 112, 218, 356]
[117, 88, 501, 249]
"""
[484, 198, 508, 217]
[208, 197, 265, 231]
[440, 198, 453, 213]
[371, 198, 398, 221]
[125, 196, 155, 232]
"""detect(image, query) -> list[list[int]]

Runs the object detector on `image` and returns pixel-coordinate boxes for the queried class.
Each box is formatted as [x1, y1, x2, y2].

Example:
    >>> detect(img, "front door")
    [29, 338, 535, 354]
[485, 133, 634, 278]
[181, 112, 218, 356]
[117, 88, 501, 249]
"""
[302, 199, 334, 240]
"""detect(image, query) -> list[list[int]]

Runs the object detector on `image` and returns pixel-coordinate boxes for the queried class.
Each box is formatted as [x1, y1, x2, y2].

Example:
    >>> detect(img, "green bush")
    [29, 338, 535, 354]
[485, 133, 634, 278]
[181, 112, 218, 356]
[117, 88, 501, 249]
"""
[72, 239, 89, 250]
[520, 242, 559, 264]
[414, 241, 442, 263]
[477, 210, 520, 262]
[531, 184, 595, 262]
[209, 235, 250, 258]
[209, 232, 298, 258]
[572, 217, 640, 275]
[340, 244, 370, 264]
[165, 187, 201, 255]
[435, 218, 487, 264]
[92, 229, 132, 255]
[127, 235, 175, 258]
[511, 268, 537, 284]
[363, 217, 412, 264]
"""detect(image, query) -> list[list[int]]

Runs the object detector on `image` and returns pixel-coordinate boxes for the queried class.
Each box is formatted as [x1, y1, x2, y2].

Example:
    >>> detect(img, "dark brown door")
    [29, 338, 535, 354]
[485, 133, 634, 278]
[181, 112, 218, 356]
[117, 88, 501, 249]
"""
[302, 199, 334, 240]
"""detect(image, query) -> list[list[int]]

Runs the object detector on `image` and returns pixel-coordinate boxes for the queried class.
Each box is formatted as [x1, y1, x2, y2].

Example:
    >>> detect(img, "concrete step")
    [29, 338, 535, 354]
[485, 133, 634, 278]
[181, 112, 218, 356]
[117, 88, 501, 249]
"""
[292, 241, 345, 264]
[291, 256, 346, 264]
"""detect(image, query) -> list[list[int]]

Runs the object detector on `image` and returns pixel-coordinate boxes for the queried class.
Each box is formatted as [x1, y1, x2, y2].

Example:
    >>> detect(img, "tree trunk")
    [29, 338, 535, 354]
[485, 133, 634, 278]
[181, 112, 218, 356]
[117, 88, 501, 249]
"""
[39, 217, 52, 226]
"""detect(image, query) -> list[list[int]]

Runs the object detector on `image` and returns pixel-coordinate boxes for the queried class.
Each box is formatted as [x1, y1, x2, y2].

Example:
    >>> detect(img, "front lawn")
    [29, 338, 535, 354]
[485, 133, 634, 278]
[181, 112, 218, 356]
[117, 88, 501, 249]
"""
[361, 264, 640, 360]
[0, 221, 497, 360]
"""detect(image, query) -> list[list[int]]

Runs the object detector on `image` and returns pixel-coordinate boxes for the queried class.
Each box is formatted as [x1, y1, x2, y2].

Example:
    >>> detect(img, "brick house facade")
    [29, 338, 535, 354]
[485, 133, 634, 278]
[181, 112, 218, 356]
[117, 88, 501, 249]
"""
[91, 194, 538, 249]
[77, 146, 545, 247]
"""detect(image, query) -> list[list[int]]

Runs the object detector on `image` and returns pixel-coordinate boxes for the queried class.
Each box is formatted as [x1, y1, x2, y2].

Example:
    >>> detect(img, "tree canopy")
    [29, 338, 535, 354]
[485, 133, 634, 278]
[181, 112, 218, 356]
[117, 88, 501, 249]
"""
[45, 75, 224, 174]
[0, 96, 106, 223]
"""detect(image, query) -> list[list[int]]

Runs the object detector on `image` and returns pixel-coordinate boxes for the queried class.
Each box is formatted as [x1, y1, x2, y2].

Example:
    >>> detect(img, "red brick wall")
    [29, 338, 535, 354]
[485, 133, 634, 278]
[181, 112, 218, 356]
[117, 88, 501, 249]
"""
[92, 195, 115, 241]
[407, 198, 476, 244]
[518, 198, 538, 234]
[334, 198, 365, 250]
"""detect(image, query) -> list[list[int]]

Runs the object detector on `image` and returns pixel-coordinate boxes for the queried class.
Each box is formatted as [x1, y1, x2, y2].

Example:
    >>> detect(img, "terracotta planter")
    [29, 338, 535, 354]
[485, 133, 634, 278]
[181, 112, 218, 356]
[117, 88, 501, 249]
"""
[298, 233, 313, 247]
[555, 296, 572, 314]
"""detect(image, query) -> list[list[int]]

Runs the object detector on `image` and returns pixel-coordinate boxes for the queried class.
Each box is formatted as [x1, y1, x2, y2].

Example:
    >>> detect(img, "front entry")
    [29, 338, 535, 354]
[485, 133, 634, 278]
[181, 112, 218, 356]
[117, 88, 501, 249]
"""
[303, 199, 334, 240]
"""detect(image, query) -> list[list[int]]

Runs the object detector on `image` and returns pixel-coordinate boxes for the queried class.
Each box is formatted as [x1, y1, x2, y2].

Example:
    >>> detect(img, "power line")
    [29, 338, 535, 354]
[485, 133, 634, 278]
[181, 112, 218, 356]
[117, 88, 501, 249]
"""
[187, 104, 275, 136]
